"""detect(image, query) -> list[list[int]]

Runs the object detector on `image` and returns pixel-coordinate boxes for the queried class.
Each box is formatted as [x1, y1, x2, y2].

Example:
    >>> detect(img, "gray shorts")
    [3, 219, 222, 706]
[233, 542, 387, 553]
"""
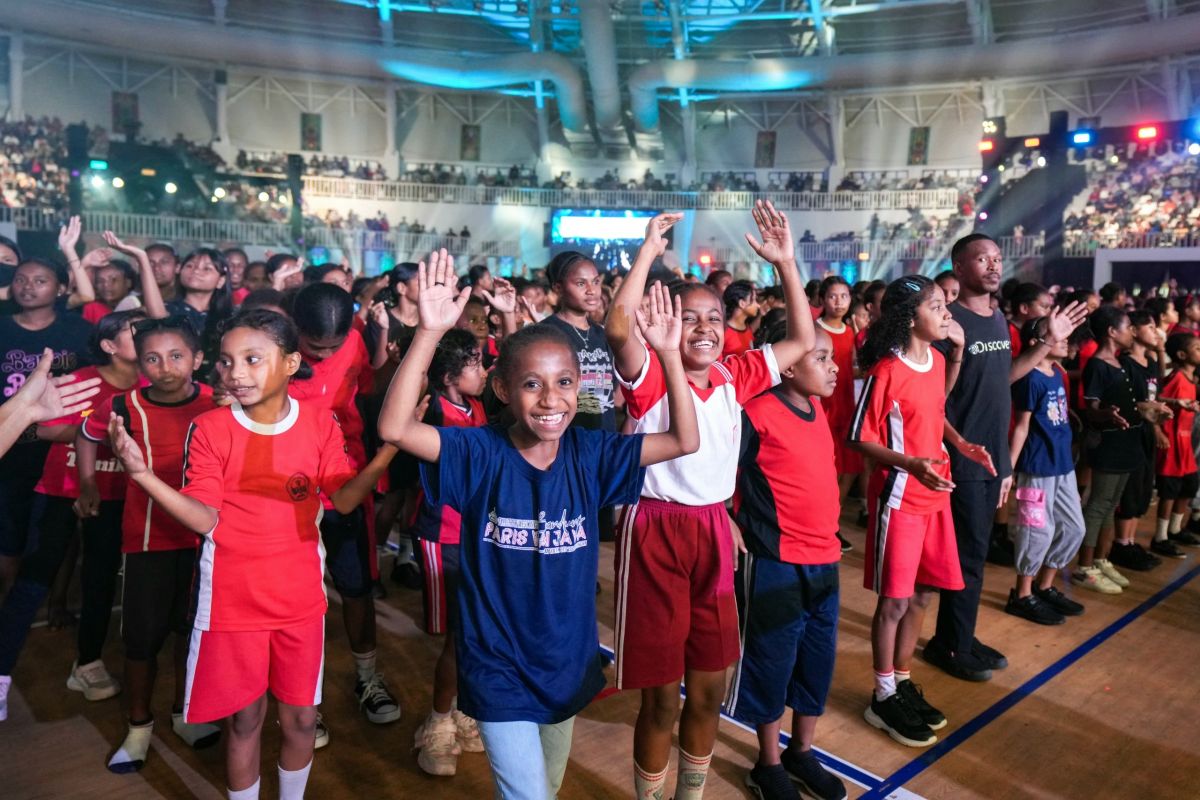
[1010, 472, 1086, 575]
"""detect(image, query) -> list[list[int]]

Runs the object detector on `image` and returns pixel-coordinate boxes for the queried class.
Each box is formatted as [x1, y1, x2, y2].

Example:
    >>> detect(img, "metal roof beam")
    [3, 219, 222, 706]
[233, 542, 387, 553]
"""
[965, 0, 993, 45]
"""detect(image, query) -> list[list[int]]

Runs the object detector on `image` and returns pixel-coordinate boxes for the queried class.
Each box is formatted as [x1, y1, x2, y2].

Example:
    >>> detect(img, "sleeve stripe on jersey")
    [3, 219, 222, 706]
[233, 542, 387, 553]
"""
[79, 417, 107, 442]
[848, 375, 875, 442]
[180, 422, 198, 488]
[760, 342, 782, 385]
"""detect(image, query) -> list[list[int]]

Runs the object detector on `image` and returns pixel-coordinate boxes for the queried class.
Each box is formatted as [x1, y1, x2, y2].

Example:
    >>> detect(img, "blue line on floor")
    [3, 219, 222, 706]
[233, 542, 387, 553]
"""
[859, 563, 1200, 800]
[596, 644, 887, 792]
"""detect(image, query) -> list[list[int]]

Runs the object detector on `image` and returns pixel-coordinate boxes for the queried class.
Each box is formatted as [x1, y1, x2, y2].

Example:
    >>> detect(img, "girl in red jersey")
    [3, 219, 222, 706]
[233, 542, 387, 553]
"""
[816, 275, 862, 551]
[108, 310, 395, 800]
[78, 318, 221, 773]
[849, 276, 995, 749]
[721, 279, 760, 359]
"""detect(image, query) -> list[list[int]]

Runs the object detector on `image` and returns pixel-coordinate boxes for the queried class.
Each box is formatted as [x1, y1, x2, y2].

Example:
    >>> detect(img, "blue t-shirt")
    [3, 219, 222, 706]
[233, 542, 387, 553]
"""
[421, 424, 645, 723]
[1013, 367, 1074, 477]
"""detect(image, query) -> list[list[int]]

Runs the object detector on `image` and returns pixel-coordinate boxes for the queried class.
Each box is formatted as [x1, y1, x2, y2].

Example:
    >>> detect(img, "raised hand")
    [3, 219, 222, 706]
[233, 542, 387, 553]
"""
[80, 246, 112, 272]
[946, 318, 965, 350]
[957, 441, 997, 477]
[57, 215, 82, 255]
[102, 230, 145, 258]
[12, 349, 102, 422]
[271, 257, 304, 290]
[905, 456, 955, 492]
[1045, 300, 1088, 345]
[481, 277, 518, 314]
[416, 249, 470, 333]
[635, 281, 682, 355]
[368, 301, 390, 330]
[745, 199, 794, 266]
[108, 415, 148, 477]
[640, 212, 684, 258]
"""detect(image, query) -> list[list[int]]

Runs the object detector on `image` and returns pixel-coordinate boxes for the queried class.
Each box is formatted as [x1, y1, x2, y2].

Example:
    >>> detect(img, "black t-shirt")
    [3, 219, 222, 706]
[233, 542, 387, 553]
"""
[936, 303, 1013, 481]
[1119, 353, 1159, 455]
[538, 315, 617, 432]
[0, 312, 94, 476]
[1083, 357, 1145, 473]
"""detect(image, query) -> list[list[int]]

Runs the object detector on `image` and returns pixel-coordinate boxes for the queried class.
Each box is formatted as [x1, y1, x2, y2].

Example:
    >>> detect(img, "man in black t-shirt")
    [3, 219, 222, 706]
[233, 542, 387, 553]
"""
[926, 235, 1087, 682]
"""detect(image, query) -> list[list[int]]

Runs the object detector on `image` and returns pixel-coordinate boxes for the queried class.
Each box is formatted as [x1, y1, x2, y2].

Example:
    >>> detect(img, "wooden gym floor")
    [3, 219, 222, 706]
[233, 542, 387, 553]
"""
[3, 510, 1199, 800]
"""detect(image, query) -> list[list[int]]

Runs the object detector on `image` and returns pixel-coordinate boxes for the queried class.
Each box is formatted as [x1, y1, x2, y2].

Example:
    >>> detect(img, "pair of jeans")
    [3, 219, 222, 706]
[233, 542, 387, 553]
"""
[477, 717, 575, 800]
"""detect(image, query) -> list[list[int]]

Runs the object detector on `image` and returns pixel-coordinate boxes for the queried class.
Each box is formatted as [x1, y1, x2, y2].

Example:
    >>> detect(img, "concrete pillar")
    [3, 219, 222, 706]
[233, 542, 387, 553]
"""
[8, 33, 24, 122]
[384, 82, 399, 172]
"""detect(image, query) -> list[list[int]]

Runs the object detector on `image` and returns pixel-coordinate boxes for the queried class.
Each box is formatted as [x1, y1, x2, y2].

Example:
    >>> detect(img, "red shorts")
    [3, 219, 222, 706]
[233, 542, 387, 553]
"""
[183, 615, 325, 723]
[863, 499, 963, 598]
[614, 498, 740, 689]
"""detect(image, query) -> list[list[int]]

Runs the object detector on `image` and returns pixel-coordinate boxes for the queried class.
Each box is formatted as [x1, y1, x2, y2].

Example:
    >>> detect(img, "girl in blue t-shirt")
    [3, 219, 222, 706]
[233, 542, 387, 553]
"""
[379, 249, 699, 800]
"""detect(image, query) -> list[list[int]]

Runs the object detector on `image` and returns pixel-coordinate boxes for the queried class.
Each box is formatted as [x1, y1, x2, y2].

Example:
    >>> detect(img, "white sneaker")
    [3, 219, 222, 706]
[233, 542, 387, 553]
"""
[414, 712, 461, 776]
[452, 708, 484, 753]
[1094, 558, 1130, 588]
[0, 674, 10, 721]
[314, 711, 330, 750]
[66, 660, 121, 701]
[1071, 566, 1122, 594]
[171, 712, 221, 749]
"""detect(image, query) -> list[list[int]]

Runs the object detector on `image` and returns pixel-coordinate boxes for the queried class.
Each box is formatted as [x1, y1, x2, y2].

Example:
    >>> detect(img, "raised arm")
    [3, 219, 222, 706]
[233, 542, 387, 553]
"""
[742, 200, 813, 370]
[482, 277, 520, 338]
[377, 249, 470, 462]
[367, 301, 391, 370]
[109, 415, 217, 534]
[0, 350, 100, 457]
[58, 217, 96, 308]
[103, 231, 167, 318]
[1010, 301, 1087, 384]
[607, 212, 684, 381]
[636, 283, 700, 465]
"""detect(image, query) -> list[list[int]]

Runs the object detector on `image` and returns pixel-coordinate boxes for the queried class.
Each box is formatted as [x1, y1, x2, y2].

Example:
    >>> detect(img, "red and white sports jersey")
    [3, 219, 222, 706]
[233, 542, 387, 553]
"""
[849, 350, 951, 514]
[35, 366, 147, 500]
[82, 384, 217, 553]
[181, 399, 356, 632]
[1157, 370, 1198, 477]
[619, 342, 780, 506]
[412, 393, 487, 546]
[817, 318, 857, 433]
[721, 326, 755, 359]
[288, 328, 371, 469]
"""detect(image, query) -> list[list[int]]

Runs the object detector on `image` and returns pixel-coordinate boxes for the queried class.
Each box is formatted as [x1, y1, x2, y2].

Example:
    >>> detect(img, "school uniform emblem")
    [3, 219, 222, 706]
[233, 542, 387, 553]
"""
[287, 472, 311, 501]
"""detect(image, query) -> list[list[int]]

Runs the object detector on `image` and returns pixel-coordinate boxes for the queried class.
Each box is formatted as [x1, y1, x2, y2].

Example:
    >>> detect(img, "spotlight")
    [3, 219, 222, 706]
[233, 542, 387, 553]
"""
[89, 175, 104, 188]
[978, 211, 989, 221]
[978, 140, 995, 152]
[980, 174, 989, 184]
[211, 196, 219, 203]
[998, 164, 1005, 172]
[1136, 125, 1159, 141]
[111, 177, 124, 188]
[165, 182, 178, 194]
[1110, 155, 1120, 164]
[214, 187, 227, 199]
[1024, 137, 1041, 148]
[1189, 143, 1200, 156]
[1036, 156, 1047, 167]
[1072, 130, 1095, 146]
[258, 191, 269, 202]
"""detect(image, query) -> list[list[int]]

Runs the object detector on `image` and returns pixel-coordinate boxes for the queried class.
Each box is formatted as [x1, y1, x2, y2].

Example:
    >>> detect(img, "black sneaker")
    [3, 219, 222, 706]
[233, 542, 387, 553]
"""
[1005, 590, 1065, 626]
[855, 509, 869, 528]
[971, 638, 1008, 670]
[746, 762, 800, 800]
[922, 638, 992, 682]
[1109, 542, 1158, 571]
[985, 535, 1015, 567]
[895, 679, 946, 730]
[864, 692, 936, 747]
[836, 531, 853, 552]
[354, 673, 401, 724]
[1150, 538, 1187, 559]
[1033, 586, 1085, 616]
[780, 747, 848, 800]
[1169, 530, 1200, 547]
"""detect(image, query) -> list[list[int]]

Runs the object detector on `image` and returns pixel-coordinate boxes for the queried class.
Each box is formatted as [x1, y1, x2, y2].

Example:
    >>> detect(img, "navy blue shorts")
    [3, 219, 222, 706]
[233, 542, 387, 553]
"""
[320, 506, 373, 599]
[416, 538, 459, 636]
[723, 556, 839, 725]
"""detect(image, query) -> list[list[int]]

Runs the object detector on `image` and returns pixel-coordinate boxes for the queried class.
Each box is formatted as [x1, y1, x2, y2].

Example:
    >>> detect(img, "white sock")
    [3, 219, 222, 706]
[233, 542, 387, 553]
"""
[675, 749, 713, 800]
[107, 720, 154, 772]
[1170, 512, 1185, 535]
[228, 778, 260, 800]
[352, 650, 377, 683]
[1156, 517, 1171, 542]
[278, 760, 312, 800]
[172, 712, 221, 748]
[429, 708, 451, 722]
[874, 670, 897, 701]
[634, 760, 668, 800]
[895, 669, 911, 684]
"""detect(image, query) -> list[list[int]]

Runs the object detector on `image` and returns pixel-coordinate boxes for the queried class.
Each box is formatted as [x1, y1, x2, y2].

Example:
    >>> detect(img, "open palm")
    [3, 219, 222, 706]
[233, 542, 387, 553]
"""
[416, 248, 470, 332]
[745, 199, 794, 265]
[635, 282, 682, 353]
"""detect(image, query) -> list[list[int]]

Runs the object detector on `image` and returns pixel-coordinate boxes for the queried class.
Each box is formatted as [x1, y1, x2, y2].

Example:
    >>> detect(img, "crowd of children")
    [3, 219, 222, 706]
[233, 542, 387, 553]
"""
[0, 210, 1198, 800]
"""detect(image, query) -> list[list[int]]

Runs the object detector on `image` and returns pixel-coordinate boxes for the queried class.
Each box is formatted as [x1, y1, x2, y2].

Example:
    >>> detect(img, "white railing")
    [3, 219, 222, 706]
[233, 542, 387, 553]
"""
[1063, 231, 1200, 257]
[300, 176, 964, 212]
[707, 235, 1044, 271]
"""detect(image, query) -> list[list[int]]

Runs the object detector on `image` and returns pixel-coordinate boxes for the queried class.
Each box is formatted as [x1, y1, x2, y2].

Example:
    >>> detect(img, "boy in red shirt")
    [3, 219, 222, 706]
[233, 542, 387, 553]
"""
[1153, 332, 1200, 557]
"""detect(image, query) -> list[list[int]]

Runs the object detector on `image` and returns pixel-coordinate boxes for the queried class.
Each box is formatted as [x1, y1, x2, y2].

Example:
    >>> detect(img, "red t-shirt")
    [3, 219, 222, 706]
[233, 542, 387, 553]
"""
[1157, 370, 1198, 477]
[412, 394, 487, 546]
[35, 366, 147, 500]
[181, 399, 356, 631]
[82, 301, 114, 325]
[1074, 338, 1099, 408]
[722, 325, 755, 359]
[850, 350, 951, 514]
[735, 389, 841, 565]
[289, 328, 371, 469]
[82, 384, 217, 552]
[232, 287, 251, 306]
[1008, 321, 1023, 358]
[817, 318, 856, 434]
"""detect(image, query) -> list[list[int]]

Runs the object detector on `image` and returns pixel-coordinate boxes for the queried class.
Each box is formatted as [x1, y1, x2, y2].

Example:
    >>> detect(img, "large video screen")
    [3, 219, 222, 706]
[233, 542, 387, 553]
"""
[550, 208, 661, 244]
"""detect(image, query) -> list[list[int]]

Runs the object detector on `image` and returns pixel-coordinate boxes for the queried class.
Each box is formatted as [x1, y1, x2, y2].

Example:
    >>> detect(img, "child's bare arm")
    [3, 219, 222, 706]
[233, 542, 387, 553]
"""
[637, 283, 700, 465]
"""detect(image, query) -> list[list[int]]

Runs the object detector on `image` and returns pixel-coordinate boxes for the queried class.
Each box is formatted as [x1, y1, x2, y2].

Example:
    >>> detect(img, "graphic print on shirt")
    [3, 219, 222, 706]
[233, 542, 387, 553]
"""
[484, 508, 589, 554]
[1045, 385, 1068, 427]
[2, 347, 78, 398]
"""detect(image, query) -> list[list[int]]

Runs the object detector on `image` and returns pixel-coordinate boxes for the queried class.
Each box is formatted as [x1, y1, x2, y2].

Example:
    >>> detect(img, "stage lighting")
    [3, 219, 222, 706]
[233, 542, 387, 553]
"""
[1136, 125, 1159, 140]
[89, 159, 108, 170]
[1024, 137, 1041, 148]
[978, 140, 995, 152]
[698, 253, 712, 266]
[111, 177, 124, 188]
[1072, 131, 1095, 146]
[1036, 156, 1047, 167]
[140, 168, 156, 177]
[1189, 142, 1200, 156]
[214, 187, 227, 199]
[1110, 155, 1120, 164]
[980, 174, 989, 184]
[858, 251, 870, 261]
[165, 182, 178, 194]
[998, 164, 1005, 172]
[89, 175, 104, 188]
[258, 191, 270, 202]
[978, 211, 989, 221]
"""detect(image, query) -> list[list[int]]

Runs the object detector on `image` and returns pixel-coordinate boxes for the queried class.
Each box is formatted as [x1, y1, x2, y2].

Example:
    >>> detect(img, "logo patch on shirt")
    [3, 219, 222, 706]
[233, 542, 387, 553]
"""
[483, 509, 589, 554]
[286, 472, 311, 501]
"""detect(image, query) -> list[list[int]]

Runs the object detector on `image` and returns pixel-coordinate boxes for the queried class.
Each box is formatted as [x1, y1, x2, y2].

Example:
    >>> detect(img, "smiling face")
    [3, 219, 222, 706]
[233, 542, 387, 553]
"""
[138, 330, 202, 395]
[215, 326, 300, 407]
[912, 285, 952, 344]
[678, 286, 724, 370]
[225, 251, 248, 288]
[556, 260, 602, 316]
[179, 253, 226, 293]
[493, 339, 578, 443]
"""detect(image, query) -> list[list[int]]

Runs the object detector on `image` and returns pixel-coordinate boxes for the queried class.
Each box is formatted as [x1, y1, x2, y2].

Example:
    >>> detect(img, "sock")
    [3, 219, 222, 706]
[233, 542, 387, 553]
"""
[894, 668, 911, 684]
[634, 761, 668, 800]
[107, 720, 154, 773]
[1170, 512, 1185, 535]
[874, 670, 897, 701]
[1156, 517, 1171, 542]
[278, 760, 312, 800]
[172, 712, 221, 748]
[352, 650, 377, 683]
[675, 749, 713, 800]
[228, 778, 260, 800]
[429, 708, 451, 722]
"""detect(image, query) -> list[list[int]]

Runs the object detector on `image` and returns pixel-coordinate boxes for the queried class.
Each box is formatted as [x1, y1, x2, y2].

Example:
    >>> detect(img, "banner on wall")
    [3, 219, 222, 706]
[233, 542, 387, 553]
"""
[754, 131, 777, 168]
[112, 92, 139, 137]
[907, 126, 930, 166]
[461, 124, 481, 161]
[301, 113, 322, 152]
